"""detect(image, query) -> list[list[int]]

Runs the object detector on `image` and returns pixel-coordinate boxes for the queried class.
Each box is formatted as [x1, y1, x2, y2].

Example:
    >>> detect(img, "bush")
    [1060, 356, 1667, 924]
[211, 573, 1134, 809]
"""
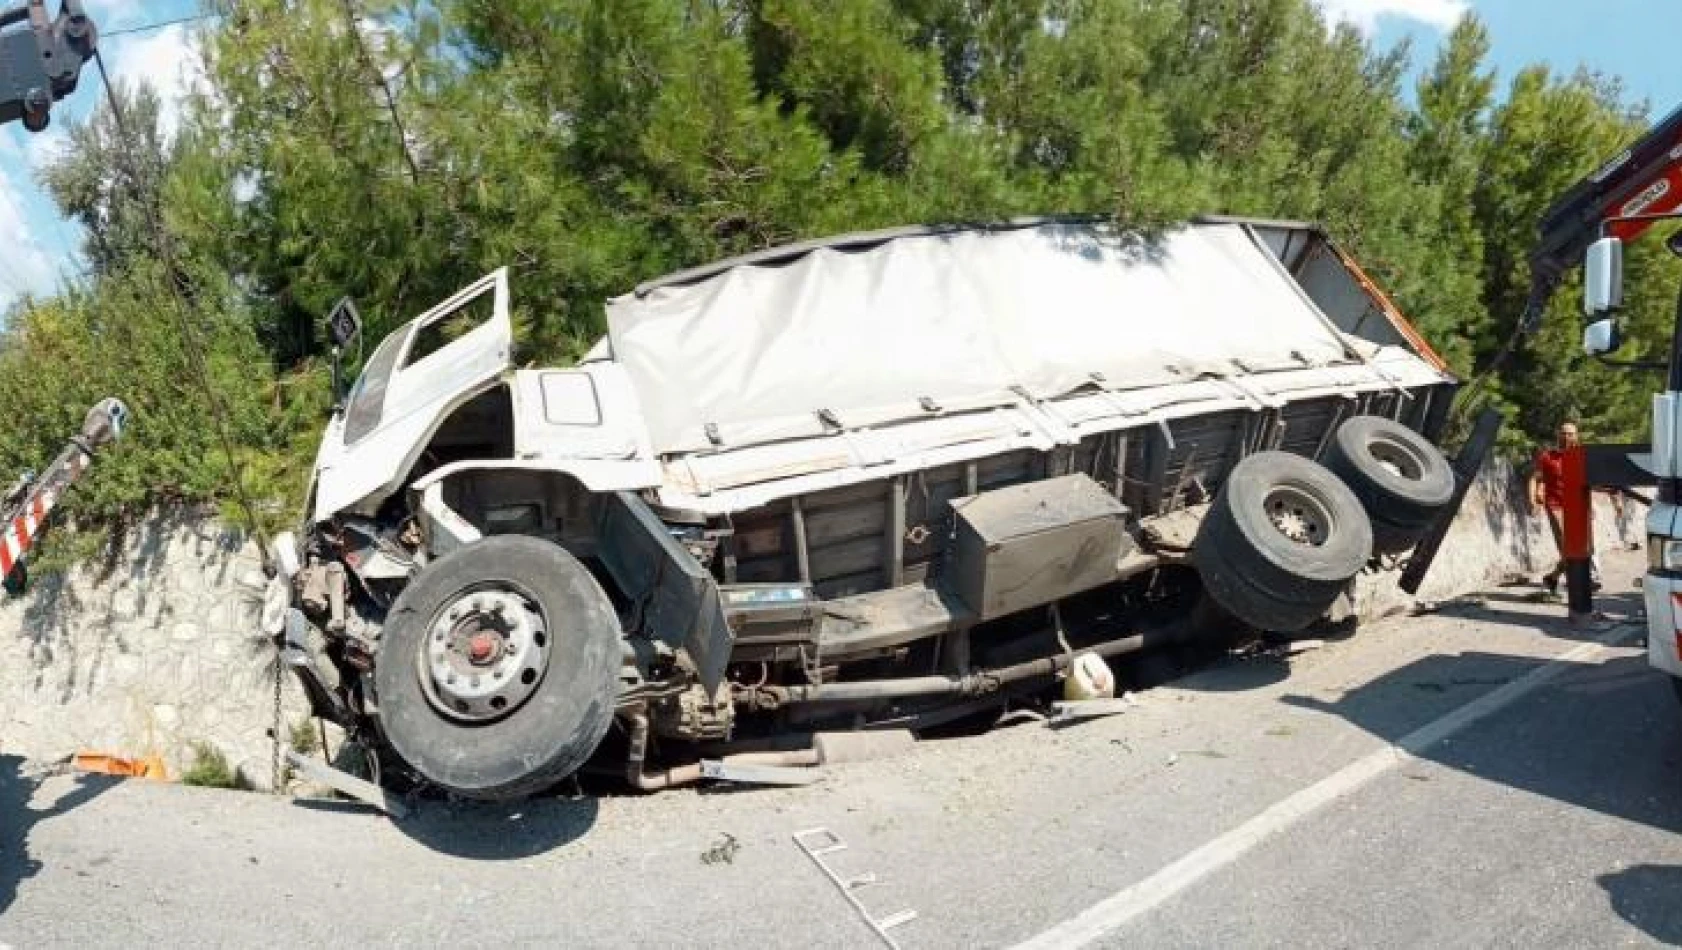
[289, 716, 321, 756]
[180, 741, 249, 790]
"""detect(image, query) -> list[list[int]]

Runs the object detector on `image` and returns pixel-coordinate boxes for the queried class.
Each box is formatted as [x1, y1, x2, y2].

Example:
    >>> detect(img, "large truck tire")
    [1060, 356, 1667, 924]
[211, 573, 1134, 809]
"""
[373, 535, 621, 801]
[1193, 451, 1372, 632]
[1322, 415, 1455, 553]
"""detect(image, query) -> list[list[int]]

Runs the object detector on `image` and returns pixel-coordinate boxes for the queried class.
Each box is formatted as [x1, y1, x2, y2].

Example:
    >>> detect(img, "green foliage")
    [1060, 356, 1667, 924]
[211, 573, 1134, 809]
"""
[289, 717, 321, 756]
[2, 0, 1676, 552]
[181, 741, 249, 789]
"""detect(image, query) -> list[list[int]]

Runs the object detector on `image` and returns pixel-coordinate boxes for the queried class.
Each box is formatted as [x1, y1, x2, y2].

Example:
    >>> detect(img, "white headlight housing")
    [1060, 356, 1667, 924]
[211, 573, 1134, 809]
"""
[270, 530, 300, 581]
[260, 574, 291, 635]
[1649, 536, 1682, 572]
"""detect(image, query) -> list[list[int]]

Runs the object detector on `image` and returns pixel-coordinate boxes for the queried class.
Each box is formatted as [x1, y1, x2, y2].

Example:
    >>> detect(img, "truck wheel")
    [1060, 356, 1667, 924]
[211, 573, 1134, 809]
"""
[1322, 415, 1455, 553]
[1196, 543, 1342, 632]
[373, 535, 621, 801]
[1193, 451, 1372, 631]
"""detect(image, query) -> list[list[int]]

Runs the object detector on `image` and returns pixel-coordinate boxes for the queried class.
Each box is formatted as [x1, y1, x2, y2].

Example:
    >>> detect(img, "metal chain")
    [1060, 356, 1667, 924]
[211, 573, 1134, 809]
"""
[271, 650, 285, 795]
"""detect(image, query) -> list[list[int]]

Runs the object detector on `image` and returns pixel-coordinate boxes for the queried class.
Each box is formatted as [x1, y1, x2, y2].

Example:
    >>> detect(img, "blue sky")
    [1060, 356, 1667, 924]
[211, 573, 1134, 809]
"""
[0, 0, 202, 307]
[1360, 0, 1682, 116]
[1, 0, 1680, 310]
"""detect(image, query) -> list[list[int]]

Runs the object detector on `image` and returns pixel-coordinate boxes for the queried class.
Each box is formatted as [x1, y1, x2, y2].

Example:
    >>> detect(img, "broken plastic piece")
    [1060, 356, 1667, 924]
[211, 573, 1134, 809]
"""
[71, 752, 167, 780]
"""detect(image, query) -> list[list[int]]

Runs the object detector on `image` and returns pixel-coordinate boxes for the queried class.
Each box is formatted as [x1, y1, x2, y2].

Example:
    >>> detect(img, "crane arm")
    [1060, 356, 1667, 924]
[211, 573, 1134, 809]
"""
[0, 0, 96, 133]
[1523, 103, 1682, 328]
[0, 398, 127, 584]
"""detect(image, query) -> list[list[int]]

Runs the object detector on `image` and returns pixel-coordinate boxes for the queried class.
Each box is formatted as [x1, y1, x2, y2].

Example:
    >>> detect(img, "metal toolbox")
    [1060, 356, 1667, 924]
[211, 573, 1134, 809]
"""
[720, 583, 822, 663]
[947, 474, 1129, 621]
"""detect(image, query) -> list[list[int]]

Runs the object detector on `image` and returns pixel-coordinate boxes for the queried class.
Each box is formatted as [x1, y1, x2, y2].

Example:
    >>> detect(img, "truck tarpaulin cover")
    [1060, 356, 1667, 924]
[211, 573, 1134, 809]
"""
[606, 222, 1352, 455]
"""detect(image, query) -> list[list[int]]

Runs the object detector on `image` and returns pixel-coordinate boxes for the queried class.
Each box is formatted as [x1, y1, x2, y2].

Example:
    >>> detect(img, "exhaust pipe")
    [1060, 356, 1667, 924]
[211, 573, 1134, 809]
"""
[776, 624, 1182, 705]
[622, 712, 819, 791]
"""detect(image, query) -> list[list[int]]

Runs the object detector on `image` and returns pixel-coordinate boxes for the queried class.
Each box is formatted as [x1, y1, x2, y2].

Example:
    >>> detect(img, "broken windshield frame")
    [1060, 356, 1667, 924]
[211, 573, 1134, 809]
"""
[342, 326, 407, 445]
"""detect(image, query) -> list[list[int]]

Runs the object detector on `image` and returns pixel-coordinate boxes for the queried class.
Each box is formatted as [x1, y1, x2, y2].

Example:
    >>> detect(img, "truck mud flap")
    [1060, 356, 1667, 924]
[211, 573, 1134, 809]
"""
[1399, 408, 1502, 596]
[597, 492, 734, 693]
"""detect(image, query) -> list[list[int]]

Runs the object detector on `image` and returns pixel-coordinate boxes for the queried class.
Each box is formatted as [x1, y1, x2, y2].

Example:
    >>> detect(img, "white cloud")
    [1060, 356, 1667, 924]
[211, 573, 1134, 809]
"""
[24, 126, 66, 171]
[102, 23, 207, 140]
[1313, 0, 1469, 36]
[0, 168, 61, 307]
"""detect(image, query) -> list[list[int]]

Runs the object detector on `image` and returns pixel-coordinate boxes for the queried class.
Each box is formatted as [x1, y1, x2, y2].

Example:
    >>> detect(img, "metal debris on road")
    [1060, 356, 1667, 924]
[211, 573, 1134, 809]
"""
[1046, 697, 1136, 726]
[283, 750, 408, 819]
[794, 827, 917, 949]
[700, 832, 740, 865]
[699, 759, 821, 786]
[1410, 596, 1489, 616]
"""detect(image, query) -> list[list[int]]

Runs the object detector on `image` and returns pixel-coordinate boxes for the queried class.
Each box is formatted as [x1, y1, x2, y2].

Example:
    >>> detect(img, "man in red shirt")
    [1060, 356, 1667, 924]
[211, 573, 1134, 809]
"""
[1529, 420, 1599, 595]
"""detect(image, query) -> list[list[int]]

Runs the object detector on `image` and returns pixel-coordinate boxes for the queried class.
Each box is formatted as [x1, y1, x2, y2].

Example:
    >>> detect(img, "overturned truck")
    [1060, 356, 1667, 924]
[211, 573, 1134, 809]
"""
[268, 216, 1463, 799]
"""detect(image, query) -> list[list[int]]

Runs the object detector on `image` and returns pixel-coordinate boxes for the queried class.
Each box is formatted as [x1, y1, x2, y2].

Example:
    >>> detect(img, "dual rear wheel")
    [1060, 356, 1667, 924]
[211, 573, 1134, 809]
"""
[1194, 416, 1456, 632]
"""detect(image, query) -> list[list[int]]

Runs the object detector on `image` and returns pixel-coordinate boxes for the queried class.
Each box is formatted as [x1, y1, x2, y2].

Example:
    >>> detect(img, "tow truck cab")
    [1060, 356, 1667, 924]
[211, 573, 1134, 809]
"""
[1564, 102, 1682, 693]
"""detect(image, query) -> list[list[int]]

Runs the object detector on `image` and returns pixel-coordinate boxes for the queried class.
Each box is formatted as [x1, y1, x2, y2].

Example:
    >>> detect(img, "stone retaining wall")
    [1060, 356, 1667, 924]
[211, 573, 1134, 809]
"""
[0, 512, 308, 790]
[1354, 457, 1641, 620]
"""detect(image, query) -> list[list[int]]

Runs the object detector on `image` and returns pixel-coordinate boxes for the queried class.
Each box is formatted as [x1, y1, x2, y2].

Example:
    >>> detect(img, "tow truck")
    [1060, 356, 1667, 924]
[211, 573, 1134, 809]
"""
[1513, 101, 1682, 700]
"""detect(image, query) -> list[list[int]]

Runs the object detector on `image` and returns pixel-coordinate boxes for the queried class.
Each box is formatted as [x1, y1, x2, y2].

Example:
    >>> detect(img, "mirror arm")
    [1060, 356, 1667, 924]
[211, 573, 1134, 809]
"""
[330, 344, 345, 416]
[1594, 355, 1669, 371]
[1669, 278, 1682, 393]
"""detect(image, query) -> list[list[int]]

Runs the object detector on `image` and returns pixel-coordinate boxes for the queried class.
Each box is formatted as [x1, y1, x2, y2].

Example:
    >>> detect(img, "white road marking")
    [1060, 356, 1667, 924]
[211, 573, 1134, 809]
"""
[1010, 623, 1643, 950]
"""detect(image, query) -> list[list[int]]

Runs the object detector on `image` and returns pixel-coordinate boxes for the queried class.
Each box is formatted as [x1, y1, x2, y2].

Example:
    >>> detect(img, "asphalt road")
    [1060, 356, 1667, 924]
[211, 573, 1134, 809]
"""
[3, 552, 1681, 948]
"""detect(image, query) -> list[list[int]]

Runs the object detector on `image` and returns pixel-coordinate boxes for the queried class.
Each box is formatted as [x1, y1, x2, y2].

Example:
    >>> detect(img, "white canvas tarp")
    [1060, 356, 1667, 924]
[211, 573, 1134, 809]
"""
[606, 222, 1361, 455]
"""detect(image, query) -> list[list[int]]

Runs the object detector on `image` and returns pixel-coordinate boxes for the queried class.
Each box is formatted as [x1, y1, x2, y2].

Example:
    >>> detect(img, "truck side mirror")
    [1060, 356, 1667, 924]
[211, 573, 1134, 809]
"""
[327, 297, 362, 349]
[1583, 317, 1621, 356]
[326, 297, 362, 414]
[1585, 236, 1624, 315]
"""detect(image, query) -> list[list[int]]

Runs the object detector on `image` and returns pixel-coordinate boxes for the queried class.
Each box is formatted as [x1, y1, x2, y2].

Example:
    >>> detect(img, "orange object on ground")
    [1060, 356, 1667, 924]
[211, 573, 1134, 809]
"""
[72, 752, 168, 780]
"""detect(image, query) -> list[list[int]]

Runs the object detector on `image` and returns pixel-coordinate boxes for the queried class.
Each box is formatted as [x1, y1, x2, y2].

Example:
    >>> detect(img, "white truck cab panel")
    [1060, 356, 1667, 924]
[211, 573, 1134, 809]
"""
[312, 270, 513, 522]
[1646, 501, 1682, 680]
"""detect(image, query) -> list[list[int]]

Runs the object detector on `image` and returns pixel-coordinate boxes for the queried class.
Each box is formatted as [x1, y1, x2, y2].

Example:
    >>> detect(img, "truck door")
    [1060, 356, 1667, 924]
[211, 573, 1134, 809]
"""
[312, 269, 513, 521]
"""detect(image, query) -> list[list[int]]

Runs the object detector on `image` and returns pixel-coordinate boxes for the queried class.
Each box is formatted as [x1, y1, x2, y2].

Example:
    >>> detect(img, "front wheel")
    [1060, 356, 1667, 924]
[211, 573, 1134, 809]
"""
[373, 535, 622, 800]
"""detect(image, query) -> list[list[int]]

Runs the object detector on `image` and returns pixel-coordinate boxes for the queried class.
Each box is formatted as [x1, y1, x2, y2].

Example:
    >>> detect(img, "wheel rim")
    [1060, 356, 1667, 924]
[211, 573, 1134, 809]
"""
[417, 585, 551, 722]
[1366, 434, 1424, 481]
[1264, 485, 1331, 547]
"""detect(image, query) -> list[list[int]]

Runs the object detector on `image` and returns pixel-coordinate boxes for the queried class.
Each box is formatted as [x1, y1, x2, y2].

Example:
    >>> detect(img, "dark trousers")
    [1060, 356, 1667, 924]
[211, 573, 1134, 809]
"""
[1543, 506, 1599, 582]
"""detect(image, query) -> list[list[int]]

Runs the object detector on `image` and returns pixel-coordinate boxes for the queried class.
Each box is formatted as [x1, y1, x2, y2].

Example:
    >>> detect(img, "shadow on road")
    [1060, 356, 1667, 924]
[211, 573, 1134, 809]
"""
[386, 795, 600, 860]
[1277, 640, 1682, 836]
[1598, 864, 1682, 945]
[0, 754, 119, 914]
[1164, 573, 1682, 838]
